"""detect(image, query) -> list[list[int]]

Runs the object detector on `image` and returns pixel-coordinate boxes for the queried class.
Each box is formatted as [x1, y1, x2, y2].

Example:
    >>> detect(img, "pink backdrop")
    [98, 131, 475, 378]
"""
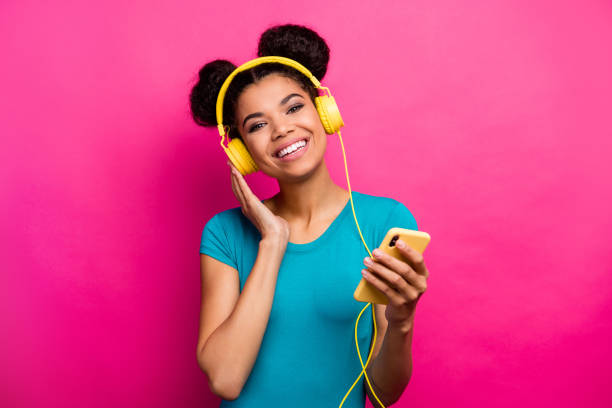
[2, 0, 611, 406]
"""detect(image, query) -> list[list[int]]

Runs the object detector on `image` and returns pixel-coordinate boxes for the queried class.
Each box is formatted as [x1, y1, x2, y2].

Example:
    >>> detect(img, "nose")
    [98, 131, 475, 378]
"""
[272, 116, 294, 140]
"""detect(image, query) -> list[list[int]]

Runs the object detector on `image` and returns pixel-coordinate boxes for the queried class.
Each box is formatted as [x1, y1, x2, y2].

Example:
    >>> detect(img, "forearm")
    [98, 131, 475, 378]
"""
[365, 316, 415, 407]
[199, 238, 287, 399]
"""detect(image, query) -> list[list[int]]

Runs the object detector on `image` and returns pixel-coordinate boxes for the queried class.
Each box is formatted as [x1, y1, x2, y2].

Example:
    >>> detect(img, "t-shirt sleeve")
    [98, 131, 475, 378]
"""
[383, 201, 419, 232]
[374, 200, 418, 249]
[200, 214, 238, 270]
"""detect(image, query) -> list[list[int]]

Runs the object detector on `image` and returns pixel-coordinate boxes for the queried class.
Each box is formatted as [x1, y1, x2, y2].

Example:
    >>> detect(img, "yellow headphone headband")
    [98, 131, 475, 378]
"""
[215, 56, 344, 175]
[216, 56, 321, 134]
[213, 56, 385, 407]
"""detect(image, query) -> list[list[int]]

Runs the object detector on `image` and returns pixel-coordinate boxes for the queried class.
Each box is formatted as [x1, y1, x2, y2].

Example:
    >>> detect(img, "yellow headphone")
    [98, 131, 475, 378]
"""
[216, 56, 344, 175]
[215, 56, 386, 407]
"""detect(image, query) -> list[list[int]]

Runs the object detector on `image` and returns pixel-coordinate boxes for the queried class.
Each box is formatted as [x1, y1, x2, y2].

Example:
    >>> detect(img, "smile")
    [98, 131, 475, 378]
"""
[275, 138, 309, 161]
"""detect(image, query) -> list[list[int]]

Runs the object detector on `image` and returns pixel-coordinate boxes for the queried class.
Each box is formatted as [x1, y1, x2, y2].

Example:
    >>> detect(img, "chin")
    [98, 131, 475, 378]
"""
[276, 157, 325, 183]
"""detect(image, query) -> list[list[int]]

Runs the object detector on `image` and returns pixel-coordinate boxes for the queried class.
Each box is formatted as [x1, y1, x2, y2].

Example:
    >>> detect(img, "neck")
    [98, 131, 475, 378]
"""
[271, 159, 349, 226]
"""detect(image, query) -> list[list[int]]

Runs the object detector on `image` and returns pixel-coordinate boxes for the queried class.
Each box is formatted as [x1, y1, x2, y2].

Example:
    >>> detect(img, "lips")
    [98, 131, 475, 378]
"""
[273, 138, 309, 158]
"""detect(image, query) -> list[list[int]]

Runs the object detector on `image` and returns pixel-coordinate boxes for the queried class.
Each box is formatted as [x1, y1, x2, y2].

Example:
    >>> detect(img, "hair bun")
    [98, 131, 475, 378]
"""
[257, 24, 330, 80]
[189, 59, 237, 127]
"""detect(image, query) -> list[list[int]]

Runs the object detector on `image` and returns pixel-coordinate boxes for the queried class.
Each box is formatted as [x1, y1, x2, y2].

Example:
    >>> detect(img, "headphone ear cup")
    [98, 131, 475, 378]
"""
[315, 95, 344, 134]
[226, 137, 259, 175]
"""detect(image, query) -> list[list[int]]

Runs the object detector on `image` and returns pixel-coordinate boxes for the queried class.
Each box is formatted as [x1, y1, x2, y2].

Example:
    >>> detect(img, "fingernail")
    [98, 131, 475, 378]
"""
[396, 240, 405, 249]
[372, 249, 383, 257]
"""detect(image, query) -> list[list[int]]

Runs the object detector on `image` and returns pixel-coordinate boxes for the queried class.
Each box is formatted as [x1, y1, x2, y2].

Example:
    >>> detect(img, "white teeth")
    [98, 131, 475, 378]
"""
[277, 140, 306, 158]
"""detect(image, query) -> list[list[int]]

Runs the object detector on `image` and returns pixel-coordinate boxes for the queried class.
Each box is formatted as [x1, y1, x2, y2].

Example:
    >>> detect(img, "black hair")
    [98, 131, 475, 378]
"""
[189, 24, 330, 140]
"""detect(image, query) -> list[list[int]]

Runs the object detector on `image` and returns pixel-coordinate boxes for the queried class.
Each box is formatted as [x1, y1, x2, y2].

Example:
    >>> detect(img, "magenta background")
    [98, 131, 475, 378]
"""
[1, 0, 611, 406]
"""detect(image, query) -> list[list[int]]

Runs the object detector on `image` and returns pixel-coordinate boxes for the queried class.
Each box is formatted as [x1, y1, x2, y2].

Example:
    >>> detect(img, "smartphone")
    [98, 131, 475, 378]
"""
[353, 227, 431, 305]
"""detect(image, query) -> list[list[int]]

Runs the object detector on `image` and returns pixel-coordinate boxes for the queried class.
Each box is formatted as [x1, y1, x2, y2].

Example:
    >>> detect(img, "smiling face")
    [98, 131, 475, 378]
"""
[234, 73, 327, 182]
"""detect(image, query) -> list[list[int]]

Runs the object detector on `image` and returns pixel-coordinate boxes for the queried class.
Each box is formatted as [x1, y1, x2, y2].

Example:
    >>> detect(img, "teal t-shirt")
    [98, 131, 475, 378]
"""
[200, 191, 418, 407]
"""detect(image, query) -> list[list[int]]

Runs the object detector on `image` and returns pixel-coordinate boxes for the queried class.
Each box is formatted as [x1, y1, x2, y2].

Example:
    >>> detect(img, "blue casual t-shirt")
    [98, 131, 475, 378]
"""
[200, 191, 418, 407]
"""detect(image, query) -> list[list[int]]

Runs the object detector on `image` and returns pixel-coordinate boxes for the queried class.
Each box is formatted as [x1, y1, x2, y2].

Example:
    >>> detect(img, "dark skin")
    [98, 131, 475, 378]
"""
[363, 240, 429, 330]
[358, 238, 429, 407]
[228, 73, 431, 406]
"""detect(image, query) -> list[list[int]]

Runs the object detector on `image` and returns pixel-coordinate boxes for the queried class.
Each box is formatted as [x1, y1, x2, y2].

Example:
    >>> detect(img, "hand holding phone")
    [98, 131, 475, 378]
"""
[353, 227, 431, 305]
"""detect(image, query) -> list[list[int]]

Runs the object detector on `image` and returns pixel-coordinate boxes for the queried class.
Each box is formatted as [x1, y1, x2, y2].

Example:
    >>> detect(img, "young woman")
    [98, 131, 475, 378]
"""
[190, 24, 430, 407]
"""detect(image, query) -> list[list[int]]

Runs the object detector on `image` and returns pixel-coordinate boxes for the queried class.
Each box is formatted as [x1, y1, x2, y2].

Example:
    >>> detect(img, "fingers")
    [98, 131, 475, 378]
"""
[229, 162, 247, 207]
[228, 161, 263, 213]
[364, 255, 417, 294]
[229, 163, 259, 202]
[370, 249, 426, 292]
[230, 172, 244, 206]
[230, 162, 256, 201]
[395, 239, 429, 278]
[363, 250, 427, 305]
[361, 265, 407, 305]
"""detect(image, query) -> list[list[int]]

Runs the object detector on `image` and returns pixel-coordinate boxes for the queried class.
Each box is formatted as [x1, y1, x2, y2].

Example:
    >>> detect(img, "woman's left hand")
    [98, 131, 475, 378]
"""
[362, 239, 429, 330]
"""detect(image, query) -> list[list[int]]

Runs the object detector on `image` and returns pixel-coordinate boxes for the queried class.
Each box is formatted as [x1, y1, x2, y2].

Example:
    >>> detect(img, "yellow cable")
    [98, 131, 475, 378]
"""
[335, 130, 386, 408]
[338, 130, 372, 261]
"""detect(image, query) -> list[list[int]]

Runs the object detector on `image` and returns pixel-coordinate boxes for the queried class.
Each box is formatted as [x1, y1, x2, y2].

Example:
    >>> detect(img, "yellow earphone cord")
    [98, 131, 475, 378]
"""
[334, 129, 386, 408]
[215, 55, 386, 407]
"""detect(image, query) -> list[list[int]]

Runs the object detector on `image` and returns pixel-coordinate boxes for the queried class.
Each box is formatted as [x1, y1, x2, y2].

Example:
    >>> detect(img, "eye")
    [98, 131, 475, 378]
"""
[248, 122, 264, 133]
[247, 104, 304, 133]
[288, 104, 304, 114]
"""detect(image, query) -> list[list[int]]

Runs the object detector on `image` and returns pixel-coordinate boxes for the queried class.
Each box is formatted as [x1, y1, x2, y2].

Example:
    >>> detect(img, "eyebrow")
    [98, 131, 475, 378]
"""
[242, 93, 304, 129]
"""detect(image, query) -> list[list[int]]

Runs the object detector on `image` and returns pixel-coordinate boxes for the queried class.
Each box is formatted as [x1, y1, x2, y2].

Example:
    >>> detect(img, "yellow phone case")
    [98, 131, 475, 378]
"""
[353, 227, 431, 305]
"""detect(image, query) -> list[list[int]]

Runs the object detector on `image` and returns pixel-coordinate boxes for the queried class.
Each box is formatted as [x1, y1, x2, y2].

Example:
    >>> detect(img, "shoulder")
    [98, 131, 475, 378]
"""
[200, 205, 264, 275]
[352, 191, 418, 231]
[206, 206, 242, 226]
[351, 191, 403, 211]
[202, 206, 246, 237]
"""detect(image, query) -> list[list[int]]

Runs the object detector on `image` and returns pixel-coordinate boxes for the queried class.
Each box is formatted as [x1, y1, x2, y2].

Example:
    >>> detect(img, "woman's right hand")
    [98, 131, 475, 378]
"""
[228, 161, 290, 244]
